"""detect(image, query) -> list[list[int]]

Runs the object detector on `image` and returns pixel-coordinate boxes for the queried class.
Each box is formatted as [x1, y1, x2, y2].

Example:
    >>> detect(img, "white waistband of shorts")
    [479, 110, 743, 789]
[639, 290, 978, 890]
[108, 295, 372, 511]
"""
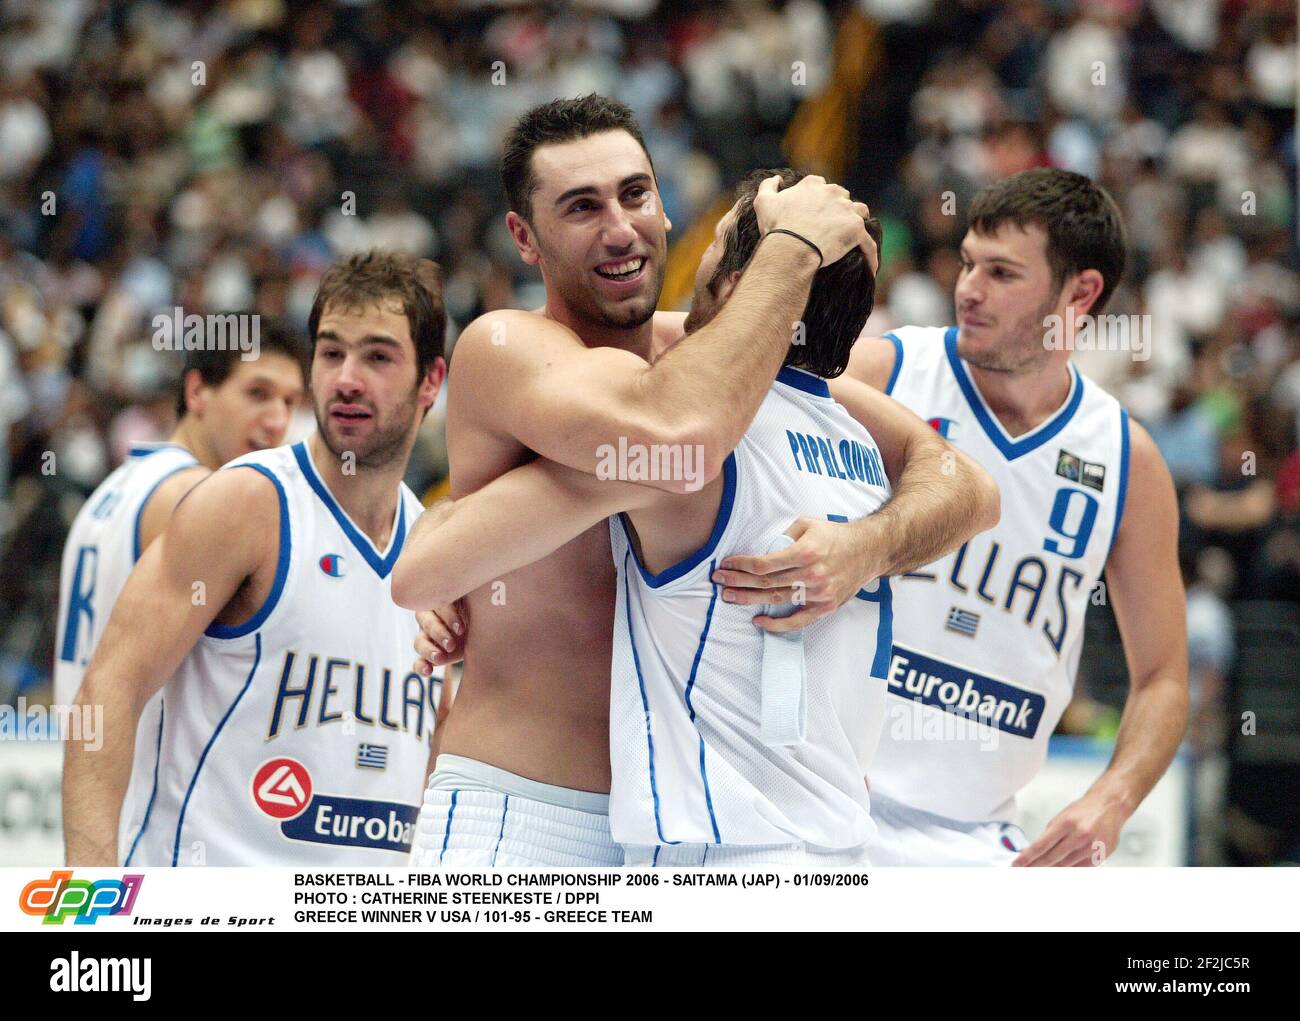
[623, 842, 871, 868]
[430, 754, 609, 815]
[870, 791, 1005, 831]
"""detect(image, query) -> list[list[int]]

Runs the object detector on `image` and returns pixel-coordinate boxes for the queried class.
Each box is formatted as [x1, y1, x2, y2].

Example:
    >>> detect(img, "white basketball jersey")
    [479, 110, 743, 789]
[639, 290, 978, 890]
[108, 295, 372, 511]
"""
[871, 326, 1130, 822]
[55, 441, 200, 862]
[126, 439, 440, 866]
[609, 366, 893, 850]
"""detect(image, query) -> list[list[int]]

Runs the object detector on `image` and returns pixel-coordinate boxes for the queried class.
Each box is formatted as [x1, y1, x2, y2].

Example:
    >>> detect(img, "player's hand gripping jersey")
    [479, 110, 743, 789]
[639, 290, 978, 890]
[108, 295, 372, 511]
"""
[608, 367, 894, 853]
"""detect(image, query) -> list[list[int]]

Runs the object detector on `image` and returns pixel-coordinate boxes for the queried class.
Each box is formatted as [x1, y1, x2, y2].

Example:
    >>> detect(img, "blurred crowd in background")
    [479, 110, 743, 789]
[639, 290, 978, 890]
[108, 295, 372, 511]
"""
[0, 0, 1295, 862]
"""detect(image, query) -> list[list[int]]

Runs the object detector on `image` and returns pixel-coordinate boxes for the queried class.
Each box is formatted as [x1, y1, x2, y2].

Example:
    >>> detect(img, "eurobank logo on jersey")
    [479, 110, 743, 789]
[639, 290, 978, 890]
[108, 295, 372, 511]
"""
[19, 871, 143, 925]
[886, 646, 1045, 739]
[251, 756, 417, 852]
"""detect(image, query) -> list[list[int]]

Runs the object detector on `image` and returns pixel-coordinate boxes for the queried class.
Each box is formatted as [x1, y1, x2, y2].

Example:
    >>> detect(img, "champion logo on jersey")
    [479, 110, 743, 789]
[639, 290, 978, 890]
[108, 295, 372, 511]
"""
[319, 553, 345, 577]
[251, 757, 313, 820]
[927, 416, 959, 439]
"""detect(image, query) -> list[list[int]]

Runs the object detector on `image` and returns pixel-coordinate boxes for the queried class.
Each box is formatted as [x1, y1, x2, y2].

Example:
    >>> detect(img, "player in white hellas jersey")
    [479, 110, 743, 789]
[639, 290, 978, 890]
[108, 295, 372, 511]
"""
[395, 164, 998, 867]
[63, 251, 449, 866]
[54, 319, 307, 864]
[830, 168, 1189, 865]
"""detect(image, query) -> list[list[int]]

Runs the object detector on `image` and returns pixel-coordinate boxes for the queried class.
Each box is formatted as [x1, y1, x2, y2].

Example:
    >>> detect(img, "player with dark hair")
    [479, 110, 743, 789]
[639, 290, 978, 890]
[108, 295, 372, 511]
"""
[393, 94, 994, 868]
[396, 165, 997, 867]
[64, 251, 448, 866]
[55, 314, 307, 863]
[800, 167, 1189, 866]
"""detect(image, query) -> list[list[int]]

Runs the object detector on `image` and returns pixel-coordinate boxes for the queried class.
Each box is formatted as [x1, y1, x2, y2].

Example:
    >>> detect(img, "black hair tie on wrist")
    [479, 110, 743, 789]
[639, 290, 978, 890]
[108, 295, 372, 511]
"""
[764, 228, 824, 268]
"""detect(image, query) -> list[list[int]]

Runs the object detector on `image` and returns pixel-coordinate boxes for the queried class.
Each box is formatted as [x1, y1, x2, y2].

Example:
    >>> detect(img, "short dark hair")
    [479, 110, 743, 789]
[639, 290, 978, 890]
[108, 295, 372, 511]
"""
[307, 249, 446, 379]
[968, 167, 1127, 313]
[176, 314, 310, 418]
[711, 168, 882, 379]
[502, 94, 656, 223]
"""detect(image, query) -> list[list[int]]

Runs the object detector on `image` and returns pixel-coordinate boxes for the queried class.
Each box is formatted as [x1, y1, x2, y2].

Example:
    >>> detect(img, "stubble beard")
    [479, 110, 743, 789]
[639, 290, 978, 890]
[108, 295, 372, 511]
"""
[314, 385, 419, 472]
[959, 292, 1062, 375]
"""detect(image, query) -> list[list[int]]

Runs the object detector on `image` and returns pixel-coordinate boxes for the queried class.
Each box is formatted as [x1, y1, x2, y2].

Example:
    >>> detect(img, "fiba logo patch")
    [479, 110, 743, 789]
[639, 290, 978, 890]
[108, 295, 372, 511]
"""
[319, 553, 345, 577]
[927, 416, 958, 439]
[252, 757, 313, 820]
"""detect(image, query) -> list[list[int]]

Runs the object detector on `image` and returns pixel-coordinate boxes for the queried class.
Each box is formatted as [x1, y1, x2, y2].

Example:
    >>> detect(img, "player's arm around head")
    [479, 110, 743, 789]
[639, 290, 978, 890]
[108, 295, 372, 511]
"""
[1015, 421, 1189, 867]
[392, 455, 659, 611]
[449, 307, 714, 488]
[718, 373, 999, 631]
[63, 466, 279, 865]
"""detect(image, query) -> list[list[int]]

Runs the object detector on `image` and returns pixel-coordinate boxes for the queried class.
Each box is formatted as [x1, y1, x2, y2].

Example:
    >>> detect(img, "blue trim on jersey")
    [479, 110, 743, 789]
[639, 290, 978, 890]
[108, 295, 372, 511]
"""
[204, 465, 291, 639]
[123, 699, 165, 866]
[490, 795, 509, 866]
[439, 790, 459, 864]
[292, 441, 407, 579]
[883, 333, 904, 395]
[652, 845, 661, 867]
[943, 327, 1085, 461]
[1108, 408, 1132, 555]
[623, 550, 676, 845]
[776, 366, 831, 398]
[132, 462, 198, 562]
[683, 562, 723, 844]
[619, 453, 736, 589]
[128, 442, 192, 459]
[172, 633, 261, 866]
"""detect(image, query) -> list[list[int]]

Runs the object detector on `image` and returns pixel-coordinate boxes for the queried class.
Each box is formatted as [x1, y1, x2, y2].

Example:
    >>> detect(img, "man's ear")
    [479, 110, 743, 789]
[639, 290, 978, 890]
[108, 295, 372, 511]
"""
[419, 356, 447, 411]
[1065, 269, 1105, 319]
[183, 368, 207, 418]
[714, 269, 744, 305]
[506, 211, 541, 267]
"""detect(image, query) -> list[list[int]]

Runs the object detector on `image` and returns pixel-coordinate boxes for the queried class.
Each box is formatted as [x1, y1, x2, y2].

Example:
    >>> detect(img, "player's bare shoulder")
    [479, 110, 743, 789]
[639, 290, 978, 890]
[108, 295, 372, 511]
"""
[452, 308, 584, 373]
[1110, 416, 1178, 554]
[137, 465, 211, 552]
[163, 463, 281, 573]
[845, 334, 899, 391]
[650, 310, 688, 360]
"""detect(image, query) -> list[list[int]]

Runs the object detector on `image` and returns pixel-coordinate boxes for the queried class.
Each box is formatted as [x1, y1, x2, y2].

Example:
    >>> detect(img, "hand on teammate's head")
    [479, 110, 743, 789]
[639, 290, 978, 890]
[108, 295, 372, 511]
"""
[752, 174, 877, 271]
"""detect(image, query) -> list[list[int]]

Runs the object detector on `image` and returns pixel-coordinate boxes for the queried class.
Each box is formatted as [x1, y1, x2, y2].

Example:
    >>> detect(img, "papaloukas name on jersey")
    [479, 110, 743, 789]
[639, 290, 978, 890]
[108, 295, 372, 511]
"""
[785, 429, 886, 487]
[887, 646, 1044, 739]
[904, 537, 1095, 655]
[267, 650, 438, 741]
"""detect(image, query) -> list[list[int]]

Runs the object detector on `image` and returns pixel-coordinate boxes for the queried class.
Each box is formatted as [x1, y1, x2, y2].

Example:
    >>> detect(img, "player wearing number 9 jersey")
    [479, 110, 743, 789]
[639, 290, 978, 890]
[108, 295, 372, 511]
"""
[848, 169, 1189, 866]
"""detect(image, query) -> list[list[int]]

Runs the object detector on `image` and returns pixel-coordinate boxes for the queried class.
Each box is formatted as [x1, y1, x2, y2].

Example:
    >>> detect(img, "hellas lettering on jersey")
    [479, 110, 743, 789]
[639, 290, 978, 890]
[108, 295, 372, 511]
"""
[903, 537, 1086, 655]
[886, 645, 1044, 739]
[267, 650, 437, 742]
